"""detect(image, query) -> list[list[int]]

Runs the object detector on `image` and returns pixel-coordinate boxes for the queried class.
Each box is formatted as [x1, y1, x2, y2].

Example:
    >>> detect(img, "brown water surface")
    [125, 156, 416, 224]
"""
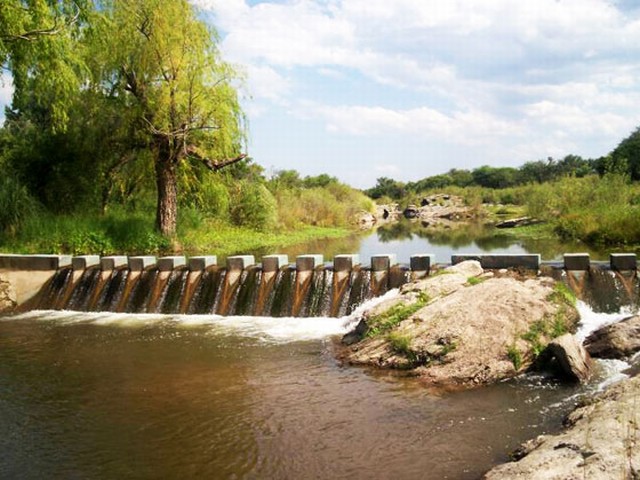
[0, 312, 586, 479]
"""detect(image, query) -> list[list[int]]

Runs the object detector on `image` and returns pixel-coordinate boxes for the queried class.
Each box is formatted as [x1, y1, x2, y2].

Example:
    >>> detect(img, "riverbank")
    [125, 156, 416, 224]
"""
[0, 212, 355, 258]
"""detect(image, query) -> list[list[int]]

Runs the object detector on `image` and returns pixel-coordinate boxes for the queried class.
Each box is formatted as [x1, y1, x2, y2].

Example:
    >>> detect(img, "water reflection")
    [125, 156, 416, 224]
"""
[225, 220, 613, 265]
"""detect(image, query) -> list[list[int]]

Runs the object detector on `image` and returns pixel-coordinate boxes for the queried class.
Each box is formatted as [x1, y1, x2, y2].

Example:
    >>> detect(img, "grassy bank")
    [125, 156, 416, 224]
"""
[412, 174, 640, 250]
[0, 210, 354, 257]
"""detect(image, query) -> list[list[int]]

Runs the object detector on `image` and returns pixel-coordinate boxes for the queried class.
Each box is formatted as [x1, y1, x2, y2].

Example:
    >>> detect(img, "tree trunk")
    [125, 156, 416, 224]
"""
[154, 140, 178, 236]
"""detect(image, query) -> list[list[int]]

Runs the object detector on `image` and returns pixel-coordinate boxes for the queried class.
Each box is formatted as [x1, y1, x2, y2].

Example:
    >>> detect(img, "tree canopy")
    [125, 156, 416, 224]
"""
[1, 0, 247, 236]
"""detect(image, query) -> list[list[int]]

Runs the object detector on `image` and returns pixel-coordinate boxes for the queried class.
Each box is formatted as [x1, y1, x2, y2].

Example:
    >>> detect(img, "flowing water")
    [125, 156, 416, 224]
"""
[0, 294, 634, 479]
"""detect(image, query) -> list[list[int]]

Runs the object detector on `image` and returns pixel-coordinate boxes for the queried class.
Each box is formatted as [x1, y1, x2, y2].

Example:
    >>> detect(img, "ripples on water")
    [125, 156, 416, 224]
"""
[0, 298, 634, 479]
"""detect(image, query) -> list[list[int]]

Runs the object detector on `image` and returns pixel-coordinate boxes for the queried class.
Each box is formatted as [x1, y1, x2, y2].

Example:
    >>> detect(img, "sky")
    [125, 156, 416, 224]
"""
[191, 0, 640, 188]
[3, 1, 640, 189]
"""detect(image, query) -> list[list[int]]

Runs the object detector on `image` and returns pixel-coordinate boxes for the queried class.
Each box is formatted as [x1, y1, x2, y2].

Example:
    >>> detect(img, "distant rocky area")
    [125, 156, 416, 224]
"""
[357, 193, 477, 229]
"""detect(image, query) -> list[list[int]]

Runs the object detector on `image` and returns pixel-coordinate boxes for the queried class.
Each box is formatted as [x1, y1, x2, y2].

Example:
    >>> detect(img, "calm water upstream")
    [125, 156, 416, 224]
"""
[0, 302, 630, 479]
[244, 220, 613, 265]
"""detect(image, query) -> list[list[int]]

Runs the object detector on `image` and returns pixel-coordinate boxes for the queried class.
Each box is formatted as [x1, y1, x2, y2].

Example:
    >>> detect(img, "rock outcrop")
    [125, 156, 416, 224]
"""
[584, 315, 640, 359]
[0, 273, 17, 314]
[483, 374, 640, 479]
[341, 261, 579, 389]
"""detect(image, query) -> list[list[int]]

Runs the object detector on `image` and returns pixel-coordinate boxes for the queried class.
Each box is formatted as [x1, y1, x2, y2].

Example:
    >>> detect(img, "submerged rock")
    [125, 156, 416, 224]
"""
[483, 375, 640, 479]
[341, 261, 579, 388]
[584, 315, 640, 359]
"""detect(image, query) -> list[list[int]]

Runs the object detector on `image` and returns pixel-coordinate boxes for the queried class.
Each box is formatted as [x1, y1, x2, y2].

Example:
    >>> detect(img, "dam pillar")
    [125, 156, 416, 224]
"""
[610, 253, 637, 271]
[410, 254, 434, 279]
[334, 254, 360, 272]
[227, 255, 256, 271]
[296, 254, 324, 271]
[72, 255, 100, 270]
[157, 256, 186, 271]
[564, 253, 590, 271]
[129, 256, 157, 271]
[262, 255, 289, 272]
[100, 256, 128, 270]
[371, 254, 397, 295]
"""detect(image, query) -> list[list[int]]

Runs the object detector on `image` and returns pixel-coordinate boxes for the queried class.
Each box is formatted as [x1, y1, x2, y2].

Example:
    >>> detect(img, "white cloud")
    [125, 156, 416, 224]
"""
[192, 0, 640, 178]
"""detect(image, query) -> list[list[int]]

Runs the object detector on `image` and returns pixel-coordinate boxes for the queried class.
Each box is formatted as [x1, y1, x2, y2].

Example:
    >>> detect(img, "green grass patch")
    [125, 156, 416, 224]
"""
[388, 331, 413, 355]
[367, 292, 430, 338]
[466, 276, 484, 286]
[547, 281, 577, 307]
[507, 344, 523, 371]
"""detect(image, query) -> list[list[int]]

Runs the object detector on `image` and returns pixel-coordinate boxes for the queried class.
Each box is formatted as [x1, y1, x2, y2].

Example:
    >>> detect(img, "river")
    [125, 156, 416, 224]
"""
[0, 299, 632, 479]
[0, 222, 634, 478]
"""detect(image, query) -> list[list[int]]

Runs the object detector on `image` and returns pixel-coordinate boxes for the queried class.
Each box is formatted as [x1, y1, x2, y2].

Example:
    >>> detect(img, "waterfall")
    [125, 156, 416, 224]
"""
[36, 263, 391, 317]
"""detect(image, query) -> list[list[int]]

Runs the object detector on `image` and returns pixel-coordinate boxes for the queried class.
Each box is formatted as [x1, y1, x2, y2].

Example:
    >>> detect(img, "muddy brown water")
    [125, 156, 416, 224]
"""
[0, 310, 594, 479]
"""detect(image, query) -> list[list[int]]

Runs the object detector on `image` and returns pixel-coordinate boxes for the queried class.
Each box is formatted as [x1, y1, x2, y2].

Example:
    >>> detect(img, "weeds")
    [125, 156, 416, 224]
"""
[366, 292, 430, 338]
[507, 344, 523, 371]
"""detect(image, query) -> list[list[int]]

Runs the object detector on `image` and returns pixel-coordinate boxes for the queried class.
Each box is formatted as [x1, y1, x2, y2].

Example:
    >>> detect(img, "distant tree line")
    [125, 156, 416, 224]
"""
[366, 127, 640, 200]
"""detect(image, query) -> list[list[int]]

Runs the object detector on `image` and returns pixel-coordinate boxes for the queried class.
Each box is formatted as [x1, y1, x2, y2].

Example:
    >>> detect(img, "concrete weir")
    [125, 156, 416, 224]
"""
[0, 252, 638, 316]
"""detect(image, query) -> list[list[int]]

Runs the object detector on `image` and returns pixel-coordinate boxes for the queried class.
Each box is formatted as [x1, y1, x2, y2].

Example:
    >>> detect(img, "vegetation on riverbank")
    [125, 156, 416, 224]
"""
[366, 127, 640, 250]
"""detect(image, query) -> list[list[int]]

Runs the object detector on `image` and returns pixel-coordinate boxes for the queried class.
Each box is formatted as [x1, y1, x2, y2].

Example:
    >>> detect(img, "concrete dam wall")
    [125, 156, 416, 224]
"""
[0, 252, 638, 316]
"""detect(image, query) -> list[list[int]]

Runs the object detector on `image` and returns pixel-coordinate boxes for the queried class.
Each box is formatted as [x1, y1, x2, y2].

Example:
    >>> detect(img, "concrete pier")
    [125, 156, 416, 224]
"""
[564, 253, 590, 271]
[262, 255, 289, 272]
[371, 254, 398, 271]
[296, 255, 324, 271]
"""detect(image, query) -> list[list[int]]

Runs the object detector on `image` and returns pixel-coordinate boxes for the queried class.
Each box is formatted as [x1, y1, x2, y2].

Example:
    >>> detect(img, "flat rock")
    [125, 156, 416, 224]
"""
[342, 261, 579, 388]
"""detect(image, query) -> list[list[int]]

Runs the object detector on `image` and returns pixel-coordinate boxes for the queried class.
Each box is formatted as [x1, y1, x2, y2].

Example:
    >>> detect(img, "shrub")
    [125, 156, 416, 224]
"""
[230, 181, 278, 231]
[0, 175, 40, 234]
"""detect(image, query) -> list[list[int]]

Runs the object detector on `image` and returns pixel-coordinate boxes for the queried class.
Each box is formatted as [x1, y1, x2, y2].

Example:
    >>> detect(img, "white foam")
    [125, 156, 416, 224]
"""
[575, 300, 635, 341]
[4, 288, 403, 344]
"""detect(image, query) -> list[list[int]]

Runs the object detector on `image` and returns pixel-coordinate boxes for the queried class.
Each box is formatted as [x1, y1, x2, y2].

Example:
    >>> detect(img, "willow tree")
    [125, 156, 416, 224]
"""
[0, 0, 92, 130]
[92, 0, 246, 235]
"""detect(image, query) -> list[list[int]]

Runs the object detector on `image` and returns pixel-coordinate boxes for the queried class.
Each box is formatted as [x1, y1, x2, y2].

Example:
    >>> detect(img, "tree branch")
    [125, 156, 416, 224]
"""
[185, 144, 247, 171]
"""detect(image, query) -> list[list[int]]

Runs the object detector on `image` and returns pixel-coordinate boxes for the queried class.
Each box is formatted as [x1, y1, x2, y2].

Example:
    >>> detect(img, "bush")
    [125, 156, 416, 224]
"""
[0, 175, 40, 234]
[230, 181, 278, 231]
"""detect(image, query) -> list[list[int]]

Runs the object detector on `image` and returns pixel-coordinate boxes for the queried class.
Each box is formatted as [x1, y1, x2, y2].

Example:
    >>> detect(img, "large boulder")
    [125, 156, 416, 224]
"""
[341, 261, 580, 389]
[584, 315, 640, 359]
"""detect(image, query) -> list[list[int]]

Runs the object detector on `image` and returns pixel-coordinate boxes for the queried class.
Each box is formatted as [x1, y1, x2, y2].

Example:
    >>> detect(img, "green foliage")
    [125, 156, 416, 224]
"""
[5, 210, 171, 255]
[367, 293, 429, 338]
[388, 331, 413, 355]
[507, 344, 523, 371]
[230, 182, 278, 231]
[0, 174, 40, 234]
[548, 282, 577, 307]
[466, 276, 484, 286]
[524, 174, 640, 246]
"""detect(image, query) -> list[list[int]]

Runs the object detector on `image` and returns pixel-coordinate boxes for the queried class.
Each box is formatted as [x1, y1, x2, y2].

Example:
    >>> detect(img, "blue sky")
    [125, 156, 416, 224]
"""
[3, 0, 640, 189]
[193, 0, 640, 188]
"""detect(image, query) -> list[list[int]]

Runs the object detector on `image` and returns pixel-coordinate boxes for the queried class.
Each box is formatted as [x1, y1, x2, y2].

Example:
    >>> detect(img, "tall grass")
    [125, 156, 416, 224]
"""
[523, 174, 640, 245]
